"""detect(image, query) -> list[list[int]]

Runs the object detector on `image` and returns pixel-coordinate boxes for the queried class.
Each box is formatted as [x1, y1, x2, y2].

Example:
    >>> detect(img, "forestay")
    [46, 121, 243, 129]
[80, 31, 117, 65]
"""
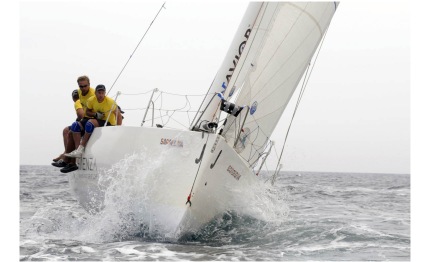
[221, 2, 338, 167]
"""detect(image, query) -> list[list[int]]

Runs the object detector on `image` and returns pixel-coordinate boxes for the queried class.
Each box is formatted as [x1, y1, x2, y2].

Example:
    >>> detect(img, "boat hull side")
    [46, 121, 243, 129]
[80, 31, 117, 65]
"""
[67, 126, 258, 236]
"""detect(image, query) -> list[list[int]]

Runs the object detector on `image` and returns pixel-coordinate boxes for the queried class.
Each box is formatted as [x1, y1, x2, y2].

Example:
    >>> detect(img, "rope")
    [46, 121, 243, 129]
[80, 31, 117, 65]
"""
[120, 89, 156, 96]
[160, 91, 209, 97]
[109, 88, 209, 128]
[271, 27, 330, 184]
[273, 64, 310, 161]
[104, 91, 121, 127]
[107, 2, 166, 95]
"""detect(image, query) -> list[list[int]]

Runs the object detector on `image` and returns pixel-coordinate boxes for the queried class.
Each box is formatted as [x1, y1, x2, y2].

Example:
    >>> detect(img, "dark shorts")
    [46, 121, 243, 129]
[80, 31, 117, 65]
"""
[95, 119, 112, 127]
[79, 117, 91, 136]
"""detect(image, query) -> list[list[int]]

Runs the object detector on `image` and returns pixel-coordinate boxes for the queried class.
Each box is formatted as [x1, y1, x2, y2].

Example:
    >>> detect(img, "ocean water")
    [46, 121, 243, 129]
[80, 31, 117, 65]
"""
[20, 165, 410, 261]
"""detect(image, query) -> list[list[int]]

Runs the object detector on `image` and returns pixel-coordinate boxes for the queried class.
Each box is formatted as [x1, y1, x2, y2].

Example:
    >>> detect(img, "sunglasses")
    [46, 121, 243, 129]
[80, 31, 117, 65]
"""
[79, 85, 88, 88]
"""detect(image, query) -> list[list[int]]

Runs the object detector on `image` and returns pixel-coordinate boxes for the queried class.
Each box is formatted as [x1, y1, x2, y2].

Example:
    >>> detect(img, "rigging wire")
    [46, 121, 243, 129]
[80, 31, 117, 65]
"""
[119, 90, 209, 128]
[271, 28, 330, 185]
[107, 2, 166, 96]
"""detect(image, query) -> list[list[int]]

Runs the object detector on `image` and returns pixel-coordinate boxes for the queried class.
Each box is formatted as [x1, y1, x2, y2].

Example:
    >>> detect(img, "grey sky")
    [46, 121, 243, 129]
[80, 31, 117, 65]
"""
[17, 0, 410, 174]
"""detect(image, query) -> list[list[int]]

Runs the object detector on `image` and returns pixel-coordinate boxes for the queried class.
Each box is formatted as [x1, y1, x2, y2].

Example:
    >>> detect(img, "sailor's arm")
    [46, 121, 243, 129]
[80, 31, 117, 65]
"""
[76, 108, 84, 120]
[114, 108, 123, 126]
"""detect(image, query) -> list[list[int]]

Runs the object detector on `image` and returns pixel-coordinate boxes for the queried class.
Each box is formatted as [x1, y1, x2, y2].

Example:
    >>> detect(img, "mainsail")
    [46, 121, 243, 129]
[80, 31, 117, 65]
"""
[220, 2, 338, 166]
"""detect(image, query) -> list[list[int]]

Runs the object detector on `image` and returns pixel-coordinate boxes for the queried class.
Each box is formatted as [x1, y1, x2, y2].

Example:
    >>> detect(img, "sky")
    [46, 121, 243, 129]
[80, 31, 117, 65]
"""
[3, 0, 430, 258]
[17, 0, 410, 174]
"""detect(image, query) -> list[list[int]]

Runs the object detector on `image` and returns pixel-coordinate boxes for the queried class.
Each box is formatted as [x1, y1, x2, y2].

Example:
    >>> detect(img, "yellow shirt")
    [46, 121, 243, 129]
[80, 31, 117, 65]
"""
[78, 87, 95, 117]
[74, 100, 83, 111]
[87, 96, 118, 125]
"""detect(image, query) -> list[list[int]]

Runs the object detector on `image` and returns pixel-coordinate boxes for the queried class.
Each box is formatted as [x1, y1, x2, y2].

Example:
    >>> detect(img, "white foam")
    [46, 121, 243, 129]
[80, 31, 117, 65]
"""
[20, 240, 38, 245]
[80, 246, 96, 253]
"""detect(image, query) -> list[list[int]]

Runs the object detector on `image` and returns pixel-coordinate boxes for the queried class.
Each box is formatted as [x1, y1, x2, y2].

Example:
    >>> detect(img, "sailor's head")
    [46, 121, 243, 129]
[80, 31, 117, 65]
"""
[95, 84, 106, 102]
[72, 89, 79, 101]
[77, 75, 90, 93]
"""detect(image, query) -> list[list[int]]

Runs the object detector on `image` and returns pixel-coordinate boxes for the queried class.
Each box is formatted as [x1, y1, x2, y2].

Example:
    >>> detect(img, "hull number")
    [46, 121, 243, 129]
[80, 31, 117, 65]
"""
[227, 165, 241, 181]
[77, 157, 97, 171]
[160, 138, 184, 147]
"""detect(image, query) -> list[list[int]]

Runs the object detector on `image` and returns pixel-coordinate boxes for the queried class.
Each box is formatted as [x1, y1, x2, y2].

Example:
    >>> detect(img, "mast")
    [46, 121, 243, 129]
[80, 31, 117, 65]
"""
[191, 2, 263, 132]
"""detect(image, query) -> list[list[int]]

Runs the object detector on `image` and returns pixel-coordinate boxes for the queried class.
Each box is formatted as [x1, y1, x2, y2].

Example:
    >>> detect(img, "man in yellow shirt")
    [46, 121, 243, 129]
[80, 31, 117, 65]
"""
[52, 89, 84, 167]
[76, 75, 96, 117]
[59, 76, 96, 172]
[63, 84, 122, 168]
[69, 75, 96, 150]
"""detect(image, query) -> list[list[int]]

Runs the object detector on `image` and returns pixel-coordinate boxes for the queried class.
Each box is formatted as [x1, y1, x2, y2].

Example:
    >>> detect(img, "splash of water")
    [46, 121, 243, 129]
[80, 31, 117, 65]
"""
[24, 146, 290, 244]
[74, 147, 188, 242]
[179, 174, 290, 244]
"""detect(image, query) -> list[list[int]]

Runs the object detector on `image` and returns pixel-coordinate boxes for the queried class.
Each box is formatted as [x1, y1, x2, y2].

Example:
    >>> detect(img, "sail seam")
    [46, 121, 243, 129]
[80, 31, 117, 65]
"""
[288, 2, 324, 35]
[238, 3, 333, 105]
[246, 4, 330, 103]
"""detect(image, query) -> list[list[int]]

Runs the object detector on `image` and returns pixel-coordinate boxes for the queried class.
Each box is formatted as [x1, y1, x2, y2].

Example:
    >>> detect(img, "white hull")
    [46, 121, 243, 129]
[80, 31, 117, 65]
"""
[67, 126, 259, 236]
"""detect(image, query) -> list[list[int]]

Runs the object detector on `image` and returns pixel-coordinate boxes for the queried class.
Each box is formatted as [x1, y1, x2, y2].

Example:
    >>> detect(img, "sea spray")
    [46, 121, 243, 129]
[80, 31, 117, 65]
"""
[180, 175, 291, 243]
[82, 149, 289, 243]
[77, 147, 184, 242]
[93, 160, 289, 243]
[22, 144, 291, 244]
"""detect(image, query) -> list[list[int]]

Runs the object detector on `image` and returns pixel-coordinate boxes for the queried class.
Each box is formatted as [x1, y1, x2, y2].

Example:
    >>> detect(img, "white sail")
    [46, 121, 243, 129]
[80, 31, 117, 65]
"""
[192, 2, 263, 131]
[221, 2, 338, 166]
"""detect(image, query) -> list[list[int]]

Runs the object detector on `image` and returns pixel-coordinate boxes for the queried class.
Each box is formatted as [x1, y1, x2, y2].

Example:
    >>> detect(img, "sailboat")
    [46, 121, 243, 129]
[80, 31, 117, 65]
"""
[67, 2, 338, 236]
